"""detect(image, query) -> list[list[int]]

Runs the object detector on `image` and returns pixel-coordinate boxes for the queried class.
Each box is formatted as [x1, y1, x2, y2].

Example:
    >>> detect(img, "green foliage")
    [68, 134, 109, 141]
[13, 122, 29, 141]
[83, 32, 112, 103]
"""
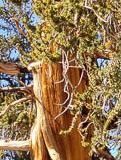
[0, 91, 32, 159]
[0, 0, 121, 159]
[27, 0, 121, 157]
[19, 0, 120, 66]
[0, 92, 31, 139]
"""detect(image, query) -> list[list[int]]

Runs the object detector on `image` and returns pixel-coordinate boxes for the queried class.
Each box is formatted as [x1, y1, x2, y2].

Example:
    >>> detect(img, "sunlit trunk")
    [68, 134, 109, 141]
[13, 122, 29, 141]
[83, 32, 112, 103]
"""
[31, 61, 91, 160]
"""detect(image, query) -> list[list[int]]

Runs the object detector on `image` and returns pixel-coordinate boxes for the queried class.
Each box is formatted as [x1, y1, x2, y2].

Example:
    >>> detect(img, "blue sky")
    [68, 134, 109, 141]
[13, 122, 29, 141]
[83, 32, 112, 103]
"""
[0, 0, 118, 158]
[0, 0, 3, 6]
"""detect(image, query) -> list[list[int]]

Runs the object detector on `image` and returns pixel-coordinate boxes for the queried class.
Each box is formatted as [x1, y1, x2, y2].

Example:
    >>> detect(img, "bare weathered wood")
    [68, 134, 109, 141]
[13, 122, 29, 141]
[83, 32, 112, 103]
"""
[0, 140, 30, 151]
[0, 62, 20, 75]
[40, 62, 91, 160]
[30, 121, 49, 160]
[29, 60, 91, 160]
[31, 67, 62, 160]
[0, 61, 28, 75]
[10, 17, 26, 37]
[0, 60, 91, 160]
[95, 147, 115, 160]
[0, 95, 32, 118]
[0, 85, 32, 93]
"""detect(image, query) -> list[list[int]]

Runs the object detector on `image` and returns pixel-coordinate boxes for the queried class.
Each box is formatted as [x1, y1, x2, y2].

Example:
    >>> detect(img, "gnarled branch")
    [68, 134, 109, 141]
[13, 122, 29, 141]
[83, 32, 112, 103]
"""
[0, 95, 32, 118]
[0, 140, 30, 151]
[10, 17, 26, 37]
[0, 84, 33, 94]
[0, 61, 28, 75]
[94, 147, 115, 160]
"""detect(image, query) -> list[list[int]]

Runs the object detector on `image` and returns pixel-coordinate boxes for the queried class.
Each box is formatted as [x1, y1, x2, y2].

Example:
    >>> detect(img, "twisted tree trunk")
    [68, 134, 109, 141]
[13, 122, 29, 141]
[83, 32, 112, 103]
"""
[31, 61, 91, 160]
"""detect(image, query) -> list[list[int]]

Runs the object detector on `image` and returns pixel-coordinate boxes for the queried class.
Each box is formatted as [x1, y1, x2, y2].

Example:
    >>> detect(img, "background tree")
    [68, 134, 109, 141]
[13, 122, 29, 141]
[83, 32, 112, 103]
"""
[0, 0, 121, 160]
[0, 0, 33, 159]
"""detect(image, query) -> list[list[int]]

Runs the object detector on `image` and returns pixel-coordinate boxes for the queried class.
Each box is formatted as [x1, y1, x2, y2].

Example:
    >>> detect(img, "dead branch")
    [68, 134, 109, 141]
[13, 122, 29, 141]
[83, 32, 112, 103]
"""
[4, 78, 34, 96]
[28, 61, 42, 71]
[0, 85, 32, 94]
[0, 95, 32, 118]
[0, 62, 20, 75]
[0, 61, 28, 75]
[9, 17, 26, 37]
[94, 147, 115, 160]
[94, 51, 113, 60]
[0, 139, 30, 151]
[32, 71, 62, 160]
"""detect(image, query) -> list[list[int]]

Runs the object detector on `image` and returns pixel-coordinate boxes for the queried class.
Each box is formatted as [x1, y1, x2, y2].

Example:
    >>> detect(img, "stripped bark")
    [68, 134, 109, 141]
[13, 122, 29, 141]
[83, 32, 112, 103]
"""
[0, 140, 30, 151]
[0, 85, 33, 93]
[0, 61, 28, 75]
[29, 61, 91, 160]
[0, 53, 113, 159]
[31, 68, 62, 160]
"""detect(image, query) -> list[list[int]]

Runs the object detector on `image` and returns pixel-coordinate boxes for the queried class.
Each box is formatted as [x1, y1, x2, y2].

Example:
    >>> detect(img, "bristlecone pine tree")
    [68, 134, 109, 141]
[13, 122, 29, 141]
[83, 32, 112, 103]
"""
[0, 0, 121, 160]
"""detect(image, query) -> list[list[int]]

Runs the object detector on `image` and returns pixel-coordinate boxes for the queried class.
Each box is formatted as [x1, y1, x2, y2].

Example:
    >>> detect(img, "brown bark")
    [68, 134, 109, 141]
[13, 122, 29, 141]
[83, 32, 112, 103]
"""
[0, 62, 20, 75]
[0, 61, 28, 75]
[31, 69, 62, 160]
[30, 61, 91, 160]
[95, 147, 115, 160]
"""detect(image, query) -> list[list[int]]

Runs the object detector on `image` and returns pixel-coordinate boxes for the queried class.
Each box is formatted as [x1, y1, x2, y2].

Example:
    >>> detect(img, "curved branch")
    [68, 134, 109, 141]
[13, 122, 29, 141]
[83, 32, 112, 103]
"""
[0, 61, 28, 75]
[0, 86, 29, 93]
[0, 84, 33, 94]
[94, 147, 115, 160]
[83, 51, 113, 60]
[0, 140, 30, 151]
[0, 62, 20, 75]
[84, 0, 108, 23]
[94, 51, 112, 60]
[0, 95, 32, 118]
[9, 17, 26, 37]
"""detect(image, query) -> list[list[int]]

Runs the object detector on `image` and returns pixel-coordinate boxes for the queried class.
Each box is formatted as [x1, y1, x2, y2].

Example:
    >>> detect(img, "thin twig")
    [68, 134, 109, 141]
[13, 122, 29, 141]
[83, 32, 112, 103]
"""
[0, 86, 31, 94]
[0, 95, 32, 118]
[74, 69, 84, 89]
[54, 92, 74, 120]
[9, 17, 26, 37]
[84, 0, 109, 23]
